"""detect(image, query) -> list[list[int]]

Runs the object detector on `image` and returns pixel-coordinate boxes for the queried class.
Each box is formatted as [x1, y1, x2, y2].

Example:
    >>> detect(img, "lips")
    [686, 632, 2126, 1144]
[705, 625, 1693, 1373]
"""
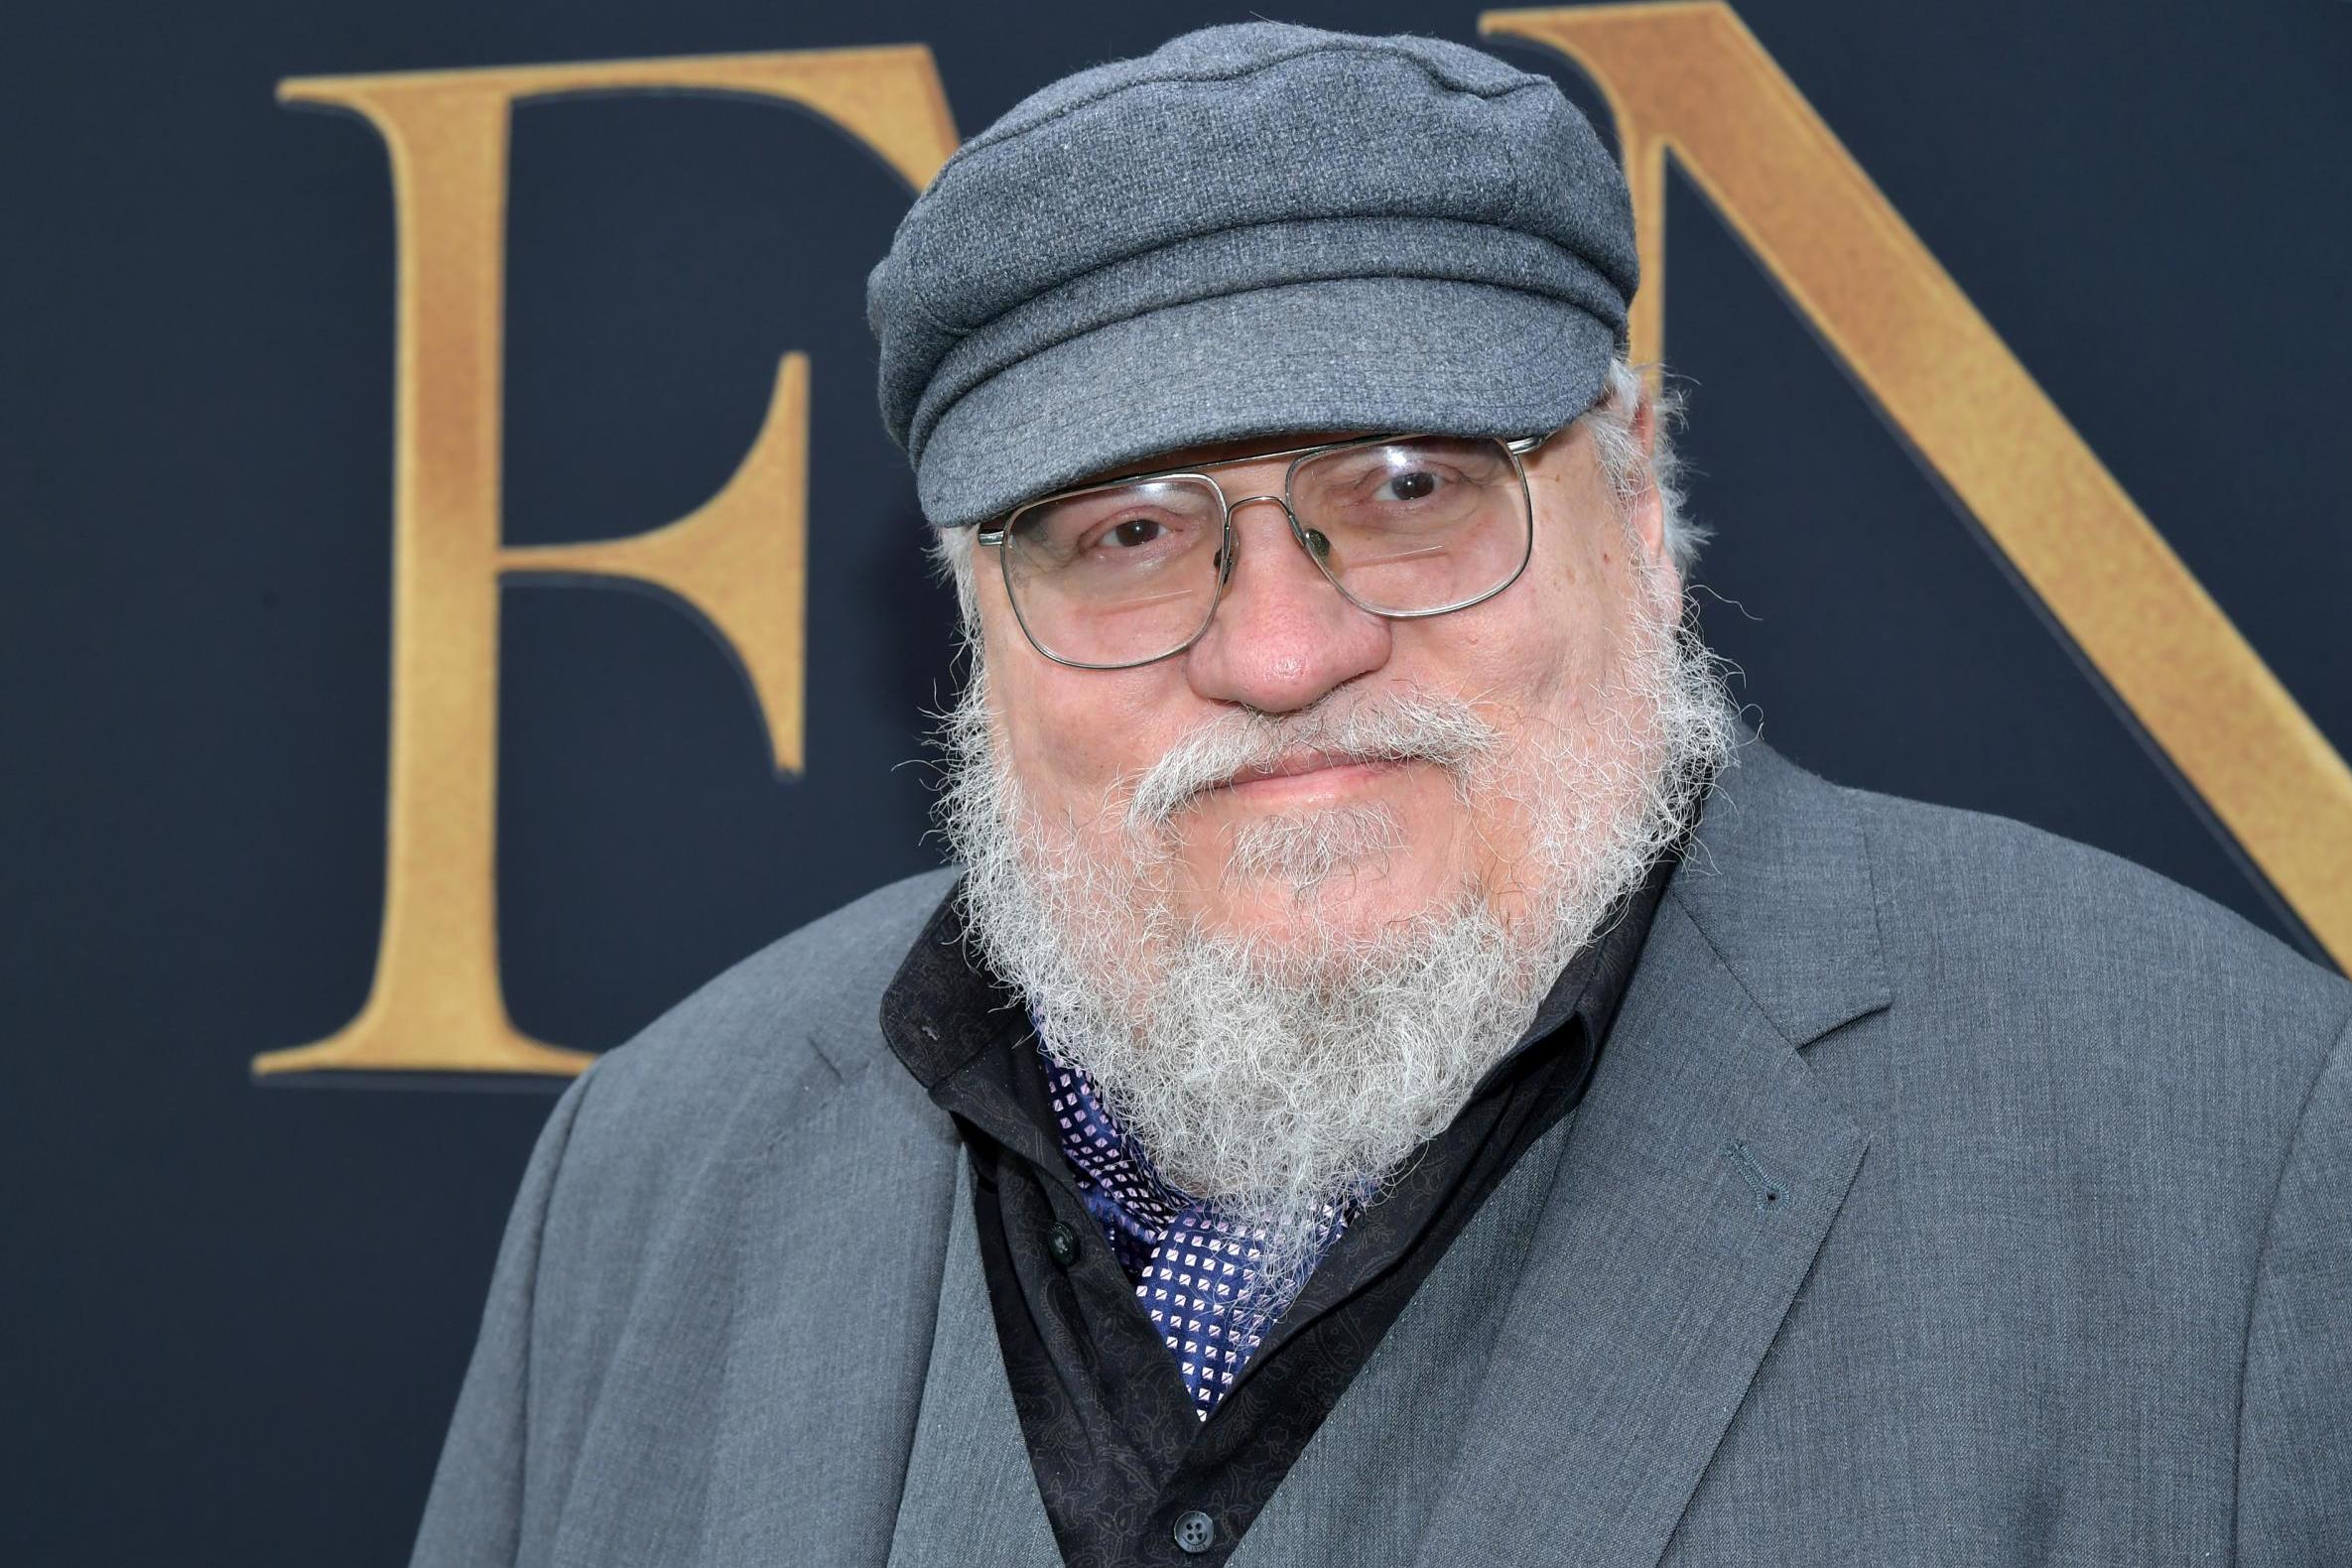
[1122, 695, 1502, 832]
[1208, 750, 1403, 796]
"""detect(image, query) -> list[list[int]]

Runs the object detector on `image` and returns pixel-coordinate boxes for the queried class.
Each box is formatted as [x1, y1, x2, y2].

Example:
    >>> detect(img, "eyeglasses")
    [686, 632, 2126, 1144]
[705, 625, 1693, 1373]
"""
[977, 430, 1554, 670]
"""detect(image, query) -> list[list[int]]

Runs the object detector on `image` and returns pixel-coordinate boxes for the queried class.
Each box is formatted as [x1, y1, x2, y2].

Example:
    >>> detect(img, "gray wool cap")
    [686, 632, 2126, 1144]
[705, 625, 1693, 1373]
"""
[866, 21, 1637, 528]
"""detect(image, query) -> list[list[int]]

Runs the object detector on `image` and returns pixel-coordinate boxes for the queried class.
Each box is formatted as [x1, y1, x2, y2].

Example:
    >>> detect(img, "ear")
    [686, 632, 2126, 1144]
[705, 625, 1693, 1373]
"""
[1625, 389, 1674, 584]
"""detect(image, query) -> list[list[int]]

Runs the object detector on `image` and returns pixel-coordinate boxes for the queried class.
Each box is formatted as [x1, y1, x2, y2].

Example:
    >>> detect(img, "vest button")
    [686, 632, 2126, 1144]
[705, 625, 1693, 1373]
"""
[1046, 1221, 1081, 1268]
[1172, 1509, 1216, 1554]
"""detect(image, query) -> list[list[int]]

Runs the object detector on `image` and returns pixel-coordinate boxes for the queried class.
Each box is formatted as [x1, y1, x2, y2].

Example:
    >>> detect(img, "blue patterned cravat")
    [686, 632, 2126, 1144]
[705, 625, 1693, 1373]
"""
[1038, 1041, 1353, 1419]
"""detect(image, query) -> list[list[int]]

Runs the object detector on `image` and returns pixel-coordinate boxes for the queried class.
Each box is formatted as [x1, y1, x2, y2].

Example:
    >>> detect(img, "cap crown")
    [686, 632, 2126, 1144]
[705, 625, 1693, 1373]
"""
[866, 23, 1637, 525]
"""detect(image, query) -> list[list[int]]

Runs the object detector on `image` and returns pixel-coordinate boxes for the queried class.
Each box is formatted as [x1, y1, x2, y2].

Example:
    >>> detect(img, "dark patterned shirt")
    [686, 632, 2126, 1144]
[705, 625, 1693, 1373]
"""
[878, 853, 1673, 1567]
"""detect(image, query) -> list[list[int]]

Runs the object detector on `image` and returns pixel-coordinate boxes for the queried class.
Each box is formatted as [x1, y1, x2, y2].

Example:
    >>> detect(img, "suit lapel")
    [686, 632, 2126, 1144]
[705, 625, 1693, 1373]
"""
[885, 1158, 1065, 1568]
[703, 1058, 966, 1568]
[1413, 744, 1887, 1568]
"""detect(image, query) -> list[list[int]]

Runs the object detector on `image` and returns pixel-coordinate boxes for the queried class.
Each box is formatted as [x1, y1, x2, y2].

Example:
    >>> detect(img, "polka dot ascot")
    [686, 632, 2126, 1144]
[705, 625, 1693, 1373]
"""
[1040, 1042, 1353, 1419]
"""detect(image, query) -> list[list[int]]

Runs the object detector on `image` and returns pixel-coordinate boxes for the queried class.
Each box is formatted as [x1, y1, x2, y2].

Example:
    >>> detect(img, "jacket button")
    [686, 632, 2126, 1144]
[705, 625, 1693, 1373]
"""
[1046, 1221, 1081, 1268]
[1172, 1509, 1216, 1554]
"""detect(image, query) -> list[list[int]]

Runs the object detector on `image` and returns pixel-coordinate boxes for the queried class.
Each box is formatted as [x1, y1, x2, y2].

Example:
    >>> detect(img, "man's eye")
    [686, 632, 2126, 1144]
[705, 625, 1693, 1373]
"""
[1380, 470, 1441, 502]
[1105, 517, 1167, 549]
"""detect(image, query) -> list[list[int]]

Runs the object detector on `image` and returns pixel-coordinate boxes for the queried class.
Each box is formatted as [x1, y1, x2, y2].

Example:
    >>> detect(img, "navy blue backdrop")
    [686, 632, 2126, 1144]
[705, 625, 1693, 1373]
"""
[4, 2, 2347, 1563]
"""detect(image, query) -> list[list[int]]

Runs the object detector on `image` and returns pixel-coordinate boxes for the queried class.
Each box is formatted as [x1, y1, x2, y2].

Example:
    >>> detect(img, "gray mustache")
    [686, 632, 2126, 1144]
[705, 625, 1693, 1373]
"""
[1124, 695, 1503, 831]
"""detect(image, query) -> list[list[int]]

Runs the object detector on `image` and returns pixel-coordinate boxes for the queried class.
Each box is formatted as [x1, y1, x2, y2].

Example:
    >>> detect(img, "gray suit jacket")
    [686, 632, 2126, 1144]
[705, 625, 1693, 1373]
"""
[411, 744, 2351, 1566]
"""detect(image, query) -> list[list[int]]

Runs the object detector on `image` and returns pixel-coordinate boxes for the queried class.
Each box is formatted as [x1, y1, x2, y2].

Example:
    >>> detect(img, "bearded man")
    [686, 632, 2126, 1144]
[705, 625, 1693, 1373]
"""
[410, 23, 2350, 1568]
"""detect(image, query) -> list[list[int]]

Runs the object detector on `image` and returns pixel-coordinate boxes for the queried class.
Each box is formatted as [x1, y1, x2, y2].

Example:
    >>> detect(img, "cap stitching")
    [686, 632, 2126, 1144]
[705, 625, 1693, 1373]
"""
[910, 211, 1623, 365]
[909, 265, 1605, 461]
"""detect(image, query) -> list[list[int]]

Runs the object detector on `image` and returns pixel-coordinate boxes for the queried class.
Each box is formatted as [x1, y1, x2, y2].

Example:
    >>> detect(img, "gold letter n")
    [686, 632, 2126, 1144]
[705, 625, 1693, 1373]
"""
[251, 49, 960, 1079]
[1486, 3, 2352, 967]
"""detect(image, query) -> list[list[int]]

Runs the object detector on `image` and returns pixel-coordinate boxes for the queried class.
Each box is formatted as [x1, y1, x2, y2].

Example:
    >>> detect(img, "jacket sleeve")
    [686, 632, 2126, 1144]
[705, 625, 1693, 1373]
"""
[2236, 1013, 2352, 1565]
[409, 1067, 599, 1568]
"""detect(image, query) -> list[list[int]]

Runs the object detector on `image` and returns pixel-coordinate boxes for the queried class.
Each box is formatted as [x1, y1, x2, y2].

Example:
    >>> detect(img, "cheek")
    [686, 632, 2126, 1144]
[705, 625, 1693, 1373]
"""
[1416, 528, 1622, 722]
[982, 626, 1186, 814]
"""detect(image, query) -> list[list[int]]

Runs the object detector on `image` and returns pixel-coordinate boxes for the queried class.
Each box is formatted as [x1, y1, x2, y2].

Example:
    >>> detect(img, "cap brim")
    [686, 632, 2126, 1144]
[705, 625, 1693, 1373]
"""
[915, 278, 1618, 528]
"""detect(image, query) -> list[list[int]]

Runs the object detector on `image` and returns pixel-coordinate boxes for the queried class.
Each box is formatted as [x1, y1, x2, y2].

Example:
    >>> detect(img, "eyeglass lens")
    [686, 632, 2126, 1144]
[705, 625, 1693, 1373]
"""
[999, 436, 1530, 668]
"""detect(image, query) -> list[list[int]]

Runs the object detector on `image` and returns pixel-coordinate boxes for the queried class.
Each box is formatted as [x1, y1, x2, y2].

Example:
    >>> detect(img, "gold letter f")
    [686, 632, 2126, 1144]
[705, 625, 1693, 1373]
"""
[251, 49, 959, 1079]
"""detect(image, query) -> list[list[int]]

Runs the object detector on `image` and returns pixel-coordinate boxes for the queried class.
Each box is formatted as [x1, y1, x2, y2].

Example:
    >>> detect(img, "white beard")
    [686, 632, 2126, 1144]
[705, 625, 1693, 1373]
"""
[933, 550, 1737, 1317]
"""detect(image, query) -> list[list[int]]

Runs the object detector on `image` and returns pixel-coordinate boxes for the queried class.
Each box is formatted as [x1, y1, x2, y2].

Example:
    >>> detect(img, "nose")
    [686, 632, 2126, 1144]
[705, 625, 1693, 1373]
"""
[1183, 494, 1391, 714]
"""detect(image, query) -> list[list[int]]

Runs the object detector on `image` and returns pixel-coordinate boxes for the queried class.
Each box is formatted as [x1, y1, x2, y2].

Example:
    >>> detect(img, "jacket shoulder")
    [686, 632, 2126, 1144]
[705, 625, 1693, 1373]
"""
[512, 867, 961, 1301]
[1844, 779, 2348, 1075]
[571, 866, 961, 1141]
[424, 869, 966, 1543]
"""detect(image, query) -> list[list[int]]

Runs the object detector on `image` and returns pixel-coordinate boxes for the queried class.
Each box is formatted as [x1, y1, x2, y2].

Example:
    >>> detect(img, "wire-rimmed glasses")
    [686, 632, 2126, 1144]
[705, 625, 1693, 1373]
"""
[976, 430, 1552, 670]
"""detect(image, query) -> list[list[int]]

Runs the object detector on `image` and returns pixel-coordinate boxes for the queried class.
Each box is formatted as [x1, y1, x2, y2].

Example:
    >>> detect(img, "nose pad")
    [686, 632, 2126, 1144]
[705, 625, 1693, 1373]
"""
[1222, 492, 1324, 578]
[1206, 492, 1359, 621]
[1185, 490, 1390, 713]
